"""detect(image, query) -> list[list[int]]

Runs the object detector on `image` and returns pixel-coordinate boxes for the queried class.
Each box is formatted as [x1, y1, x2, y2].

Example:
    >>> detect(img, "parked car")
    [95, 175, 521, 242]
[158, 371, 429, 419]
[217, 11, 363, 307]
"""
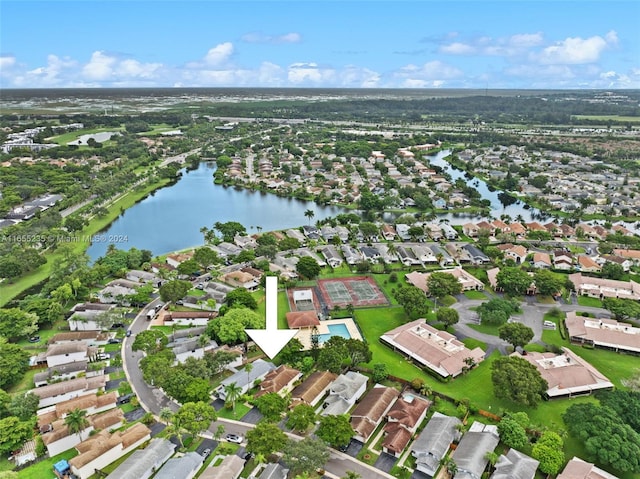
[201, 448, 211, 458]
[226, 434, 243, 444]
[95, 353, 109, 360]
[126, 330, 132, 337]
[28, 335, 40, 343]
[107, 338, 121, 344]
[110, 323, 125, 329]
[117, 393, 135, 405]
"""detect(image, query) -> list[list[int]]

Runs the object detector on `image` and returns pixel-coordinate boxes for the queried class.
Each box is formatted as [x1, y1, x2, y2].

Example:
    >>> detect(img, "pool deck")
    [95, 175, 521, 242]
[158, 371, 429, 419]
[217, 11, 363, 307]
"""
[294, 318, 363, 350]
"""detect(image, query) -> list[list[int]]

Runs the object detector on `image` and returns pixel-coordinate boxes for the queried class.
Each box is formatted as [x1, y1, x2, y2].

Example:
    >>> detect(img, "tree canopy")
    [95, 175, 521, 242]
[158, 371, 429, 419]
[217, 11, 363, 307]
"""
[531, 431, 565, 475]
[393, 284, 430, 320]
[283, 437, 330, 477]
[496, 267, 533, 296]
[427, 272, 462, 298]
[246, 421, 288, 456]
[316, 414, 354, 448]
[159, 279, 192, 303]
[225, 288, 258, 310]
[132, 329, 168, 354]
[296, 256, 321, 280]
[207, 307, 264, 345]
[491, 356, 548, 406]
[498, 322, 534, 348]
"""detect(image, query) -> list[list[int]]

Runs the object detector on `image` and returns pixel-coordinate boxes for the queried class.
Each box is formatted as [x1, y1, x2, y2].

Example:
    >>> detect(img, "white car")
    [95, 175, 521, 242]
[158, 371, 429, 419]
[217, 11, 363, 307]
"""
[226, 434, 243, 444]
[95, 353, 109, 360]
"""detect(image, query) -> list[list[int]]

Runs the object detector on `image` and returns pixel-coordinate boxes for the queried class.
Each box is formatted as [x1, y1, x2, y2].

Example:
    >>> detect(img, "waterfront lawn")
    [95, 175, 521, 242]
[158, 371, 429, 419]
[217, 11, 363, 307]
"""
[49, 126, 124, 145]
[577, 296, 603, 308]
[1, 177, 171, 308]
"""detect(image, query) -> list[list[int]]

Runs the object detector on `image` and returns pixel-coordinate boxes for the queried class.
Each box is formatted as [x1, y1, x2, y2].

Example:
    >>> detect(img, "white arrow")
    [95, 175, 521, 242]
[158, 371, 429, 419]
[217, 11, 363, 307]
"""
[246, 276, 297, 359]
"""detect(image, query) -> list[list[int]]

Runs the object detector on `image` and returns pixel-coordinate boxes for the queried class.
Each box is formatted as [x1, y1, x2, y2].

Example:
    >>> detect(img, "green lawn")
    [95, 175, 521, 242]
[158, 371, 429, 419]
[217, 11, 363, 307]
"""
[48, 126, 124, 145]
[216, 402, 251, 420]
[16, 449, 78, 479]
[464, 290, 488, 300]
[577, 296, 604, 308]
[462, 337, 487, 350]
[467, 322, 501, 337]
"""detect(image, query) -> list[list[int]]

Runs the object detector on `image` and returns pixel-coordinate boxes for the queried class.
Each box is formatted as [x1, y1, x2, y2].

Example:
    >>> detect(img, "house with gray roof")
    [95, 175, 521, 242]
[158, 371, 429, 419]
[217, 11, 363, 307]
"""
[258, 463, 289, 479]
[462, 244, 490, 264]
[396, 246, 420, 266]
[154, 451, 203, 479]
[285, 228, 306, 244]
[452, 421, 500, 479]
[321, 371, 368, 416]
[441, 223, 458, 240]
[335, 225, 350, 242]
[105, 438, 175, 479]
[199, 454, 243, 479]
[341, 245, 362, 265]
[319, 245, 343, 268]
[491, 449, 539, 479]
[430, 245, 455, 266]
[411, 412, 462, 476]
[216, 359, 276, 400]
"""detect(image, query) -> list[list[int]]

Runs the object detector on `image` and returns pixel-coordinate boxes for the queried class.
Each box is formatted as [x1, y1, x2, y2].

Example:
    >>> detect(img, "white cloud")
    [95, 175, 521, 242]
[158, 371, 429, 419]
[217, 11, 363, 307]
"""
[0, 55, 17, 70]
[241, 32, 302, 44]
[82, 51, 117, 80]
[287, 62, 336, 84]
[204, 42, 234, 66]
[536, 31, 617, 64]
[440, 32, 543, 56]
[116, 59, 162, 78]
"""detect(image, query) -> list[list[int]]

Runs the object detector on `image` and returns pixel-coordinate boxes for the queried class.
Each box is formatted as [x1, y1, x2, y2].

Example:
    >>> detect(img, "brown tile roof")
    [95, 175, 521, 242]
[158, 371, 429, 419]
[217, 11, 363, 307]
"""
[565, 312, 640, 353]
[578, 255, 601, 270]
[533, 252, 551, 265]
[381, 320, 485, 378]
[614, 248, 640, 260]
[45, 342, 90, 357]
[350, 386, 400, 440]
[557, 456, 620, 479]
[290, 370, 337, 407]
[382, 423, 413, 454]
[509, 223, 527, 234]
[165, 311, 215, 319]
[255, 365, 301, 398]
[90, 408, 124, 430]
[286, 311, 320, 329]
[386, 395, 430, 429]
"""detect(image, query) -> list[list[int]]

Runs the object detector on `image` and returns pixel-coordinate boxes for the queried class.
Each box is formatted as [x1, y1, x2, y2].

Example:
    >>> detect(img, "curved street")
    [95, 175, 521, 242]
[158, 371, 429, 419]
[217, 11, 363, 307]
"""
[121, 298, 396, 479]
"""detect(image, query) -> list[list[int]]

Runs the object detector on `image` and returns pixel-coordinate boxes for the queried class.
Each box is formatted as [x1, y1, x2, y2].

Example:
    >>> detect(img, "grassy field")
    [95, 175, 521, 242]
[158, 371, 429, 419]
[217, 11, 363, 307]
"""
[464, 290, 488, 300]
[571, 115, 640, 123]
[48, 126, 125, 145]
[577, 296, 604, 308]
[16, 449, 78, 479]
[0, 177, 171, 307]
[467, 322, 501, 336]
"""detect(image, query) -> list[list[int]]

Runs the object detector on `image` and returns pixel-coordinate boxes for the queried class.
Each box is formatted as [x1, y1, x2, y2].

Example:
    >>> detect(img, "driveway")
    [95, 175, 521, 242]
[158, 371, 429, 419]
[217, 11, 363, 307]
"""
[149, 422, 166, 437]
[124, 407, 146, 422]
[344, 439, 364, 458]
[240, 407, 263, 424]
[105, 378, 125, 391]
[411, 470, 433, 479]
[374, 452, 397, 473]
[195, 438, 218, 457]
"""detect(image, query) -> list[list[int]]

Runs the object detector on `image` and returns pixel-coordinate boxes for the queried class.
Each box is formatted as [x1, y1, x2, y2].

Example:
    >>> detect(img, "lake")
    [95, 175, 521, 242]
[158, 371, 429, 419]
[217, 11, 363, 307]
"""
[87, 162, 347, 260]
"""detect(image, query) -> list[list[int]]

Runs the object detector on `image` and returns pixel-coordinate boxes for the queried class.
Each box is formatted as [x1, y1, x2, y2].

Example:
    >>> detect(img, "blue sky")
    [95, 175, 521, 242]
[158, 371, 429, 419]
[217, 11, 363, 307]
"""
[1, 1, 639, 88]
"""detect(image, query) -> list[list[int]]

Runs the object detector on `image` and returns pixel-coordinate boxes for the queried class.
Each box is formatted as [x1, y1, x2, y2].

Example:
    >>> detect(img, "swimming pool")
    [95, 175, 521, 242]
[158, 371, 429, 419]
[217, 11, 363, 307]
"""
[317, 323, 351, 343]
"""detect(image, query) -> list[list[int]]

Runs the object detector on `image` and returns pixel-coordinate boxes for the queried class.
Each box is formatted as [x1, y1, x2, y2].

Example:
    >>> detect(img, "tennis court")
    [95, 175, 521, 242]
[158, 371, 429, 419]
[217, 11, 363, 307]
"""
[317, 276, 389, 308]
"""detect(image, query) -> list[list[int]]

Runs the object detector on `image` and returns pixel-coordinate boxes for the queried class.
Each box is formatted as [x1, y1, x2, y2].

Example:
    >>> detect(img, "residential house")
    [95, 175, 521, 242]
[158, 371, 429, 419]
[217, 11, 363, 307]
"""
[125, 270, 160, 285]
[411, 245, 438, 264]
[462, 244, 490, 264]
[553, 250, 574, 270]
[163, 311, 215, 326]
[382, 393, 430, 457]
[411, 412, 462, 476]
[285, 228, 306, 245]
[31, 375, 108, 408]
[396, 246, 420, 266]
[37, 393, 118, 431]
[491, 449, 539, 479]
[509, 222, 527, 238]
[565, 312, 640, 354]
[255, 365, 302, 398]
[512, 348, 613, 398]
[558, 223, 575, 238]
[577, 255, 601, 273]
[302, 225, 320, 240]
[43, 408, 124, 456]
[234, 235, 258, 249]
[395, 224, 412, 241]
[320, 225, 338, 241]
[462, 223, 479, 238]
[294, 247, 326, 267]
[319, 245, 343, 268]
[68, 303, 115, 331]
[600, 254, 632, 272]
[97, 283, 138, 304]
[569, 272, 640, 301]
[335, 225, 350, 242]
[321, 371, 368, 416]
[430, 245, 455, 266]
[43, 342, 97, 368]
[441, 223, 458, 240]
[557, 457, 620, 479]
[532, 252, 552, 269]
[451, 422, 500, 479]
[381, 224, 397, 241]
[381, 320, 485, 378]
[154, 451, 203, 479]
[216, 359, 276, 400]
[169, 336, 219, 365]
[341, 245, 362, 265]
[34, 361, 90, 387]
[424, 223, 443, 241]
[257, 463, 289, 479]
[290, 370, 337, 408]
[501, 244, 528, 264]
[199, 454, 244, 479]
[360, 246, 381, 262]
[166, 252, 194, 268]
[613, 248, 640, 266]
[105, 438, 176, 479]
[48, 331, 108, 346]
[405, 268, 483, 295]
[350, 385, 400, 442]
[221, 270, 260, 290]
[204, 282, 234, 303]
[68, 423, 151, 479]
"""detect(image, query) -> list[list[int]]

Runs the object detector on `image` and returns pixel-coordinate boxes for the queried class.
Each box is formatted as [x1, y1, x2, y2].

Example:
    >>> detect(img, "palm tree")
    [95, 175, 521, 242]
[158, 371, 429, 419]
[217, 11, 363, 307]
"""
[166, 413, 186, 448]
[304, 209, 315, 225]
[65, 408, 89, 441]
[440, 457, 458, 477]
[245, 362, 254, 391]
[224, 382, 243, 417]
[159, 407, 174, 424]
[342, 472, 362, 479]
[485, 451, 499, 467]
